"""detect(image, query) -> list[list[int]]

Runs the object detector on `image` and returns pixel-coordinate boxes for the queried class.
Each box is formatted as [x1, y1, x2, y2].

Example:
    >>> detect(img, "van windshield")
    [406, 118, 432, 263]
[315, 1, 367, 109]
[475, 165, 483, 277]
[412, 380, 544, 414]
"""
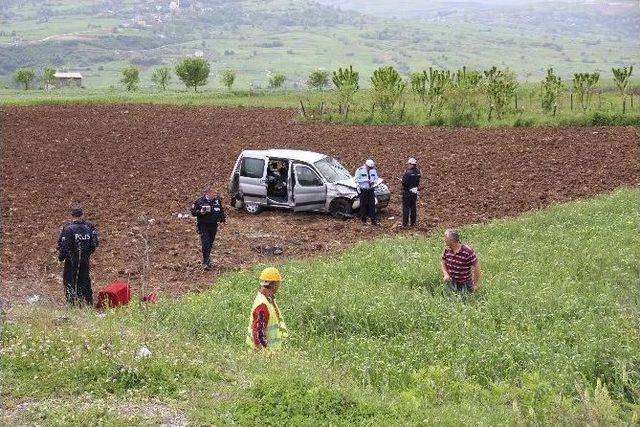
[314, 157, 352, 183]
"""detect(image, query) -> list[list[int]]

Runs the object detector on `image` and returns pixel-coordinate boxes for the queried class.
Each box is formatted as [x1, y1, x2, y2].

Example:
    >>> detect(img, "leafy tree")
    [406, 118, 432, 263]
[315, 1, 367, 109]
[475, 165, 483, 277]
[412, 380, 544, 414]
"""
[540, 68, 563, 115]
[483, 66, 518, 119]
[612, 66, 633, 114]
[572, 72, 599, 111]
[14, 68, 35, 90]
[268, 73, 286, 89]
[121, 65, 140, 91]
[175, 58, 210, 92]
[42, 67, 56, 88]
[307, 69, 330, 91]
[332, 65, 359, 114]
[151, 66, 171, 90]
[454, 66, 482, 90]
[370, 66, 406, 115]
[410, 71, 428, 102]
[448, 66, 483, 124]
[411, 68, 452, 117]
[221, 70, 236, 91]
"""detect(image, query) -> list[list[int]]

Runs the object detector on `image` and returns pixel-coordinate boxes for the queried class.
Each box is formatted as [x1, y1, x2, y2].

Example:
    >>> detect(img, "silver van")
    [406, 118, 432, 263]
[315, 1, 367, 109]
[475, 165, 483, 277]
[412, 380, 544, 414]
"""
[228, 149, 390, 217]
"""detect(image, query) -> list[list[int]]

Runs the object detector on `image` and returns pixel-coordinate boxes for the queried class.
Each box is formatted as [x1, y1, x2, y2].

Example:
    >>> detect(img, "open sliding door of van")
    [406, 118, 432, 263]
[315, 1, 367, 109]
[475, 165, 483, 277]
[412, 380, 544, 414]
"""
[238, 155, 268, 206]
[292, 164, 327, 212]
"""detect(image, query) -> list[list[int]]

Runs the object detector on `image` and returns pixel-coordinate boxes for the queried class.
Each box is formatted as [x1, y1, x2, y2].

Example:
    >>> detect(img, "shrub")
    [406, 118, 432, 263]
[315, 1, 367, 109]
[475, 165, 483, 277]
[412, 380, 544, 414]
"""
[612, 66, 633, 113]
[221, 69, 236, 91]
[483, 66, 517, 119]
[411, 68, 452, 117]
[573, 72, 599, 111]
[14, 68, 35, 90]
[541, 68, 563, 115]
[370, 66, 406, 115]
[332, 65, 359, 114]
[268, 73, 286, 89]
[151, 66, 171, 91]
[120, 65, 140, 91]
[307, 69, 330, 91]
[41, 67, 56, 88]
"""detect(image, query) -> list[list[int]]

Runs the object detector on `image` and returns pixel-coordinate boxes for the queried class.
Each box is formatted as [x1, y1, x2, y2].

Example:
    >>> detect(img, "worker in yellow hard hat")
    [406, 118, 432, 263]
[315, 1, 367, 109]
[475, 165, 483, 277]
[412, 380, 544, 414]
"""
[246, 267, 289, 350]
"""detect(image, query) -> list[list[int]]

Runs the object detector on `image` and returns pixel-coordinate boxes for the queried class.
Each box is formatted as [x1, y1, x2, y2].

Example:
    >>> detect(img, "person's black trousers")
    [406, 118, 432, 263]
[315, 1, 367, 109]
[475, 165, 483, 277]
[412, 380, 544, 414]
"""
[198, 223, 218, 266]
[447, 280, 474, 294]
[359, 189, 377, 224]
[63, 257, 93, 305]
[402, 191, 417, 226]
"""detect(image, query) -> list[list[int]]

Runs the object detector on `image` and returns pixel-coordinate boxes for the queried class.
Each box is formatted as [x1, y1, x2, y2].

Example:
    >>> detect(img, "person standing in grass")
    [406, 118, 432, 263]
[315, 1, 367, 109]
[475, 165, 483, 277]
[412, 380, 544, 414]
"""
[246, 267, 289, 350]
[440, 228, 481, 293]
[191, 187, 226, 270]
[57, 207, 99, 305]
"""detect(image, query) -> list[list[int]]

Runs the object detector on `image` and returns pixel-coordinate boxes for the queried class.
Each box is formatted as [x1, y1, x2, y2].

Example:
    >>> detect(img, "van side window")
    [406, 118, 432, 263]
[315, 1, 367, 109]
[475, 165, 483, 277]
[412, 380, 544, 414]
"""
[295, 166, 323, 187]
[240, 158, 265, 178]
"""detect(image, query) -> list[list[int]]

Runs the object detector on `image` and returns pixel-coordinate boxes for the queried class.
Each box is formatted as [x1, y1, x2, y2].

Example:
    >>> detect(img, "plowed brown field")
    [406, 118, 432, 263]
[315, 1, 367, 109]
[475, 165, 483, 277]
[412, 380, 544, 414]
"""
[1, 105, 638, 305]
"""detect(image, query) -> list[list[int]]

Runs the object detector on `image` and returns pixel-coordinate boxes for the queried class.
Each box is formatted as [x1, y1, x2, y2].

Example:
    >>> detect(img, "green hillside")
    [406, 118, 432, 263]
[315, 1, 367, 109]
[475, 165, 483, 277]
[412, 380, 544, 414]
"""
[2, 188, 639, 425]
[1, 0, 637, 89]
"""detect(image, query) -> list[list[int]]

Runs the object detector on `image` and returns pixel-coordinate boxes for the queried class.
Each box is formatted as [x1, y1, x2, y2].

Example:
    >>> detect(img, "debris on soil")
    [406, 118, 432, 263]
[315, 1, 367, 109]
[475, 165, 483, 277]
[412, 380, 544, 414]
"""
[2, 105, 639, 305]
[252, 245, 284, 256]
[25, 294, 40, 305]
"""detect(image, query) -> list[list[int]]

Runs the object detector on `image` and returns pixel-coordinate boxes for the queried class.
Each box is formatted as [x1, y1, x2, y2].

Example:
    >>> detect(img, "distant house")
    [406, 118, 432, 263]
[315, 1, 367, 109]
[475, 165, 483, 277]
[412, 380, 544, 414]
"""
[54, 72, 83, 87]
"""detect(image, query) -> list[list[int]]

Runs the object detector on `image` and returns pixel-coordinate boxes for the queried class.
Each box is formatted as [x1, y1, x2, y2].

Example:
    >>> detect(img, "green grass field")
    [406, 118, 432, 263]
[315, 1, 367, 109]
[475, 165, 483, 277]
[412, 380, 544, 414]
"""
[2, 82, 638, 128]
[2, 188, 639, 425]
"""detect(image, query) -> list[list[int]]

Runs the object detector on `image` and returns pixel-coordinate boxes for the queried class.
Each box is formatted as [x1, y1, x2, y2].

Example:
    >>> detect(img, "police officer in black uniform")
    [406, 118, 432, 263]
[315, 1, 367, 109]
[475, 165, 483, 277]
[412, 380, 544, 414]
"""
[57, 207, 99, 305]
[401, 158, 421, 227]
[191, 187, 226, 270]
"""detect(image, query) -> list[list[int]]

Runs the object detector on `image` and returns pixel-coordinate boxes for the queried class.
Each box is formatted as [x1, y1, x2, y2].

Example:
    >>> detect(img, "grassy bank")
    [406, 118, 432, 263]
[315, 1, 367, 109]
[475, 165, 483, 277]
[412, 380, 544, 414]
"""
[2, 188, 640, 425]
[2, 85, 639, 128]
[0, 88, 308, 108]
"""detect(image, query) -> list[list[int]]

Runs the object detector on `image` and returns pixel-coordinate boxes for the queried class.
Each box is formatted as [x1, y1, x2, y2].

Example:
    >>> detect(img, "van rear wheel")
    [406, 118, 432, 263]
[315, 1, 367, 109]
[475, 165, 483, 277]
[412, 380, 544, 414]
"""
[243, 199, 263, 215]
[329, 198, 351, 219]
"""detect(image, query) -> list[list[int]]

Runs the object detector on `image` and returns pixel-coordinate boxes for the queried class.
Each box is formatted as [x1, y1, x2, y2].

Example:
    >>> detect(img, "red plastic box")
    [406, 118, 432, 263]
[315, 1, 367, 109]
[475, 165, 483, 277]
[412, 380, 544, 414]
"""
[96, 282, 131, 309]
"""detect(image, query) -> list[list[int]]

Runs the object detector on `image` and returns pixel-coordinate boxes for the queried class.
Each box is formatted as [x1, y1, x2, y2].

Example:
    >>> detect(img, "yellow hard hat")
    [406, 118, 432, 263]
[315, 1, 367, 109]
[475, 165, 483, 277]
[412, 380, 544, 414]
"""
[259, 267, 282, 282]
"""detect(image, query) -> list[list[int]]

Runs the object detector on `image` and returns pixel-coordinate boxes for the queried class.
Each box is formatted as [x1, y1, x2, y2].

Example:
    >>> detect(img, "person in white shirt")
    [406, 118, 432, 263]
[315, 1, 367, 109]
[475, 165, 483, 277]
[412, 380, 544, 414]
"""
[354, 159, 380, 225]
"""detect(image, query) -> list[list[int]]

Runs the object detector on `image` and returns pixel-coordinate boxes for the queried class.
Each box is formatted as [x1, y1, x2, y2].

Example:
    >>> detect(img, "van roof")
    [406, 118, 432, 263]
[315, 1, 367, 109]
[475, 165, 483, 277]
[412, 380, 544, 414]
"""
[241, 149, 327, 163]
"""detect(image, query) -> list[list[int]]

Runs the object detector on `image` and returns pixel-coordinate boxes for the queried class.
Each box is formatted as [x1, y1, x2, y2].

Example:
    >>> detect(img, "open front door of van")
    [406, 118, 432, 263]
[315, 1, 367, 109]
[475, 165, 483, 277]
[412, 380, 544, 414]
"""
[238, 155, 268, 209]
[292, 164, 327, 212]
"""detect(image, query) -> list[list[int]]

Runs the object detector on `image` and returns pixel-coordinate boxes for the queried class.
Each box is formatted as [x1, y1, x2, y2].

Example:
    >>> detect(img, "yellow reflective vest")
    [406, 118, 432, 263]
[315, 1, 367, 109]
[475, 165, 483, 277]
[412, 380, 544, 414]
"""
[246, 292, 289, 349]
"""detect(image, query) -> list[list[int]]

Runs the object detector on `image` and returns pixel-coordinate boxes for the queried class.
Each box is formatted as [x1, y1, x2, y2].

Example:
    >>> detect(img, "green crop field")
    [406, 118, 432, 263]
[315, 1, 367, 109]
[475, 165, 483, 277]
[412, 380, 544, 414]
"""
[2, 188, 639, 426]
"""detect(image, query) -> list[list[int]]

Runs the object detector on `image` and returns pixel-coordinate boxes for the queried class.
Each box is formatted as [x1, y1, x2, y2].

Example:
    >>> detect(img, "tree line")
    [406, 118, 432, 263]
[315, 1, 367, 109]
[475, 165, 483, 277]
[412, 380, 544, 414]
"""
[11, 61, 635, 117]
[11, 58, 289, 92]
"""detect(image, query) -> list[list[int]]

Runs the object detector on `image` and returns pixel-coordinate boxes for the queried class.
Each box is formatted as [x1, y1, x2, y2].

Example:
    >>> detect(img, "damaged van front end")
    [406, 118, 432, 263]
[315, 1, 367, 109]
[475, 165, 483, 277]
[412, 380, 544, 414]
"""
[326, 178, 390, 218]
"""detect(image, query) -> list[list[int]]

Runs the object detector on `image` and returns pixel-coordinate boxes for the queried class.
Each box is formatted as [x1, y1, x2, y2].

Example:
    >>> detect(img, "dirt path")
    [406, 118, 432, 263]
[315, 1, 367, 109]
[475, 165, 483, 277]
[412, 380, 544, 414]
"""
[1, 105, 638, 305]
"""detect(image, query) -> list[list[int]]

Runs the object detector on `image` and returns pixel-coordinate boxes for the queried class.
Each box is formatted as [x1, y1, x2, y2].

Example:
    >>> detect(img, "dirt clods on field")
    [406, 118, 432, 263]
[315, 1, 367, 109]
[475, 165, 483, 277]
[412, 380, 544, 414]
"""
[2, 105, 638, 305]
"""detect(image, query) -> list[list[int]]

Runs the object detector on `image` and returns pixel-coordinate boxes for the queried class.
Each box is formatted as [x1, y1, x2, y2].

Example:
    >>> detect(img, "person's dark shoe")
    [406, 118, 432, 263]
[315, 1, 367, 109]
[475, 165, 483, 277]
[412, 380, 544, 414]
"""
[203, 263, 212, 271]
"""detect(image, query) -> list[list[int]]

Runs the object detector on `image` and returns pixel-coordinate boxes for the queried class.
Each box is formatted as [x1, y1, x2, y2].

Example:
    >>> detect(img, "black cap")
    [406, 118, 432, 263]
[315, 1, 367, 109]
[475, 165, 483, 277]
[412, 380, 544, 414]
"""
[71, 207, 83, 218]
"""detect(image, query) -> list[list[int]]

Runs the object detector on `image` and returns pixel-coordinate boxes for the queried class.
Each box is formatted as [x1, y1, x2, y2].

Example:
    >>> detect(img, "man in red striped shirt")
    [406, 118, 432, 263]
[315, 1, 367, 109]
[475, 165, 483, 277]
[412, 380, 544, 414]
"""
[440, 228, 481, 293]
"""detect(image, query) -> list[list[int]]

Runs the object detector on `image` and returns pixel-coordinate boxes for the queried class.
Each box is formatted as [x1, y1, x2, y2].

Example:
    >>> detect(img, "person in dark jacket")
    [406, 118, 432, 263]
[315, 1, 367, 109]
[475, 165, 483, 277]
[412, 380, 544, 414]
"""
[401, 157, 421, 227]
[57, 207, 98, 305]
[191, 187, 226, 270]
